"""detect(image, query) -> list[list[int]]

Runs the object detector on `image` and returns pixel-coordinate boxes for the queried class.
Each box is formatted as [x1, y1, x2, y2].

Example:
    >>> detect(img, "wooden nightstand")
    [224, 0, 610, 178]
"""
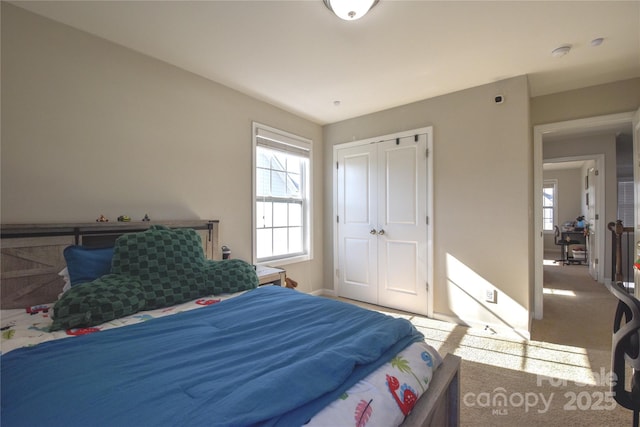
[255, 265, 286, 286]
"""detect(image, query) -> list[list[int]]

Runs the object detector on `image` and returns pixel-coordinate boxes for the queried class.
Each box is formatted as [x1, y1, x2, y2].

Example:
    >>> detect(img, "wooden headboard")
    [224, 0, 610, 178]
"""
[0, 220, 219, 309]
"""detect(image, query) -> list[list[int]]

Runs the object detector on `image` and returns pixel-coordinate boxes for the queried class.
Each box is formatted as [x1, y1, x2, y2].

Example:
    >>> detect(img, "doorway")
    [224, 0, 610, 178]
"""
[533, 111, 636, 319]
[543, 155, 603, 281]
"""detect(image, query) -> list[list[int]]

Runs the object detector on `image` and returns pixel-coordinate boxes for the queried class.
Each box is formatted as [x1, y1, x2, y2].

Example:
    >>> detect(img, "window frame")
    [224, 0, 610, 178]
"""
[542, 179, 558, 233]
[618, 179, 634, 227]
[252, 122, 313, 266]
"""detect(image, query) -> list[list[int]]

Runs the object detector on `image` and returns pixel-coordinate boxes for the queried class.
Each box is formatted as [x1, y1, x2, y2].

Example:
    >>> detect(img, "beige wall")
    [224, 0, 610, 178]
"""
[324, 76, 532, 335]
[0, 3, 324, 293]
[531, 78, 640, 126]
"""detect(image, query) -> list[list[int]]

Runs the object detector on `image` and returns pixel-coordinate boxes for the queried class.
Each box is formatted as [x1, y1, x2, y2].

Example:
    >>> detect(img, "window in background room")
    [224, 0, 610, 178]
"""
[618, 179, 634, 226]
[252, 123, 312, 265]
[543, 180, 557, 231]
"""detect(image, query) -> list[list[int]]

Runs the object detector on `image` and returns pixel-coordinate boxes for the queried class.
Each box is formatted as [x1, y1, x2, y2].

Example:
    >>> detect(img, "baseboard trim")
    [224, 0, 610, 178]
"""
[311, 289, 336, 297]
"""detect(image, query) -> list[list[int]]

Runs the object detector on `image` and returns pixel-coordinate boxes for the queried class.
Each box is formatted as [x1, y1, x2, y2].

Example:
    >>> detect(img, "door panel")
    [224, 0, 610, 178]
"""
[342, 237, 376, 302]
[587, 166, 598, 280]
[383, 240, 418, 293]
[343, 153, 372, 224]
[385, 145, 417, 224]
[377, 137, 428, 315]
[337, 145, 378, 304]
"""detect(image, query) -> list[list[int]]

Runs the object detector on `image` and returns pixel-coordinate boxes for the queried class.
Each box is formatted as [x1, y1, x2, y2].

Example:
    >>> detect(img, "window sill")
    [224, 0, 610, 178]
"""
[256, 254, 311, 268]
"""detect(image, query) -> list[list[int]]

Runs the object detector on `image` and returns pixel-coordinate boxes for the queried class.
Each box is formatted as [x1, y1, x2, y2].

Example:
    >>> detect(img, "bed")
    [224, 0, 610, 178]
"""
[0, 223, 460, 426]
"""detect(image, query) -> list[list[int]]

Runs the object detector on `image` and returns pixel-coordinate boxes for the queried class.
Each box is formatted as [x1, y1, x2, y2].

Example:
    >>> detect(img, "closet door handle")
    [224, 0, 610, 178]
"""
[378, 229, 385, 235]
[370, 229, 377, 235]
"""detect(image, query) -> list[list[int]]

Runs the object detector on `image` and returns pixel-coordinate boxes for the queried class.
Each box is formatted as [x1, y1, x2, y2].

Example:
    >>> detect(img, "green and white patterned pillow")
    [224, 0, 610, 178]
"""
[51, 225, 259, 330]
[51, 274, 146, 331]
[111, 226, 208, 309]
[204, 259, 259, 294]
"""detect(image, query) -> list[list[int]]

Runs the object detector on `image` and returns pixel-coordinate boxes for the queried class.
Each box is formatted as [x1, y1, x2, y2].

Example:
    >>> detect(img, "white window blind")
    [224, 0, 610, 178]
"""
[618, 180, 634, 227]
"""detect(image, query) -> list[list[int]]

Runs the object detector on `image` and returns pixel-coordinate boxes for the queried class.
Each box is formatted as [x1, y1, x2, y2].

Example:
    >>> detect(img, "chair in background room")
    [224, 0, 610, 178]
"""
[554, 225, 580, 265]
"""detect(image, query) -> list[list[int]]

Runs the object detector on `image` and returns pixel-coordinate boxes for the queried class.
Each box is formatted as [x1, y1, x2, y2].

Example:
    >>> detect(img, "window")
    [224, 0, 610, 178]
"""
[252, 123, 312, 264]
[543, 180, 557, 232]
[618, 179, 634, 227]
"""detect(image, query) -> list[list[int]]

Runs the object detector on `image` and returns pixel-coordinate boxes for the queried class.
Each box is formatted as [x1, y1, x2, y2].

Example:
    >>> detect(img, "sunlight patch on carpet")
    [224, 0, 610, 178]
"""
[543, 288, 576, 296]
[405, 315, 600, 386]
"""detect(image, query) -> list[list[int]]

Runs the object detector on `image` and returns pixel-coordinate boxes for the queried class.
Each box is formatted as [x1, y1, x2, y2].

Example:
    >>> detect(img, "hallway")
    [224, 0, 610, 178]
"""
[531, 256, 618, 350]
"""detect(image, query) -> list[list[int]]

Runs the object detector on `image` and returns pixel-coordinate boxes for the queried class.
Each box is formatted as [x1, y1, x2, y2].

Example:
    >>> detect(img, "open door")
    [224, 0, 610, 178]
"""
[587, 165, 599, 281]
[533, 112, 636, 320]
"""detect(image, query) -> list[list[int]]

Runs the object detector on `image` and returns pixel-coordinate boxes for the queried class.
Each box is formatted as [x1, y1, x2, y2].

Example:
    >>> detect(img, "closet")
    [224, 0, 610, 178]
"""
[334, 128, 432, 315]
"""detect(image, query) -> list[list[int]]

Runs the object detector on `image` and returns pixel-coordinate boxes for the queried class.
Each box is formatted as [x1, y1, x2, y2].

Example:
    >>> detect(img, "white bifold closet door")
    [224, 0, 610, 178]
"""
[336, 134, 428, 315]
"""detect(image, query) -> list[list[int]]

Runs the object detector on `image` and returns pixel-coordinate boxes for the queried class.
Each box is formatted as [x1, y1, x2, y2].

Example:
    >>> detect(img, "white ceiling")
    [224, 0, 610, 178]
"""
[11, 0, 640, 125]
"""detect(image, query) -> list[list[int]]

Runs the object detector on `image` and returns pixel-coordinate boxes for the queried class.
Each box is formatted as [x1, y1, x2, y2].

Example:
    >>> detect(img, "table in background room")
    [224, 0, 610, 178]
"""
[561, 230, 587, 264]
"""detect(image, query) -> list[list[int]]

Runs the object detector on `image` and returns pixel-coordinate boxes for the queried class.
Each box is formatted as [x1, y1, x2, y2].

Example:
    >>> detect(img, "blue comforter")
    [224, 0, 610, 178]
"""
[1, 286, 423, 426]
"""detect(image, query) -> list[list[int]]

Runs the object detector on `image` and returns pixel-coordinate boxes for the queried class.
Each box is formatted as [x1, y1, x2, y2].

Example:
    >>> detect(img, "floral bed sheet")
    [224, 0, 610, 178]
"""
[1, 293, 243, 355]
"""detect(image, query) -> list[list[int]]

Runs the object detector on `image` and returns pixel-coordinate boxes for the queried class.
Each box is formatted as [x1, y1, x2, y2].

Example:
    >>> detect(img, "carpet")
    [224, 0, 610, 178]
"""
[339, 257, 634, 426]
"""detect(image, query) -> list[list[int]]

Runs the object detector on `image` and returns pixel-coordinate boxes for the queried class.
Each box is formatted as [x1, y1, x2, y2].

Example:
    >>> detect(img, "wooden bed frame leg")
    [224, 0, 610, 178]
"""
[401, 353, 462, 427]
[447, 360, 461, 426]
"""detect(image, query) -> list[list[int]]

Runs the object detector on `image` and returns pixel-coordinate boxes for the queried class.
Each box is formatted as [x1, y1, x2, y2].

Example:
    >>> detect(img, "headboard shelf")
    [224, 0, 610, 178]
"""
[2, 220, 218, 242]
[1, 220, 220, 309]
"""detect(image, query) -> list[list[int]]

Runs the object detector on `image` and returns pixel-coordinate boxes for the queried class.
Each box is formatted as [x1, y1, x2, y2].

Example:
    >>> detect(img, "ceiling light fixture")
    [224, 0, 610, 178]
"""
[591, 37, 604, 47]
[551, 45, 571, 57]
[323, 0, 379, 21]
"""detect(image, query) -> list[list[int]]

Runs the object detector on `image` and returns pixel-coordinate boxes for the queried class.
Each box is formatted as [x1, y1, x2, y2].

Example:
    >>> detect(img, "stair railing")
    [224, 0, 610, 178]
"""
[608, 220, 635, 293]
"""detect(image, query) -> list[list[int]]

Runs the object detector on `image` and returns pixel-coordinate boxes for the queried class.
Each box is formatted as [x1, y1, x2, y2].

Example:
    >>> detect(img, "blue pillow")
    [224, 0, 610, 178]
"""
[63, 246, 114, 286]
